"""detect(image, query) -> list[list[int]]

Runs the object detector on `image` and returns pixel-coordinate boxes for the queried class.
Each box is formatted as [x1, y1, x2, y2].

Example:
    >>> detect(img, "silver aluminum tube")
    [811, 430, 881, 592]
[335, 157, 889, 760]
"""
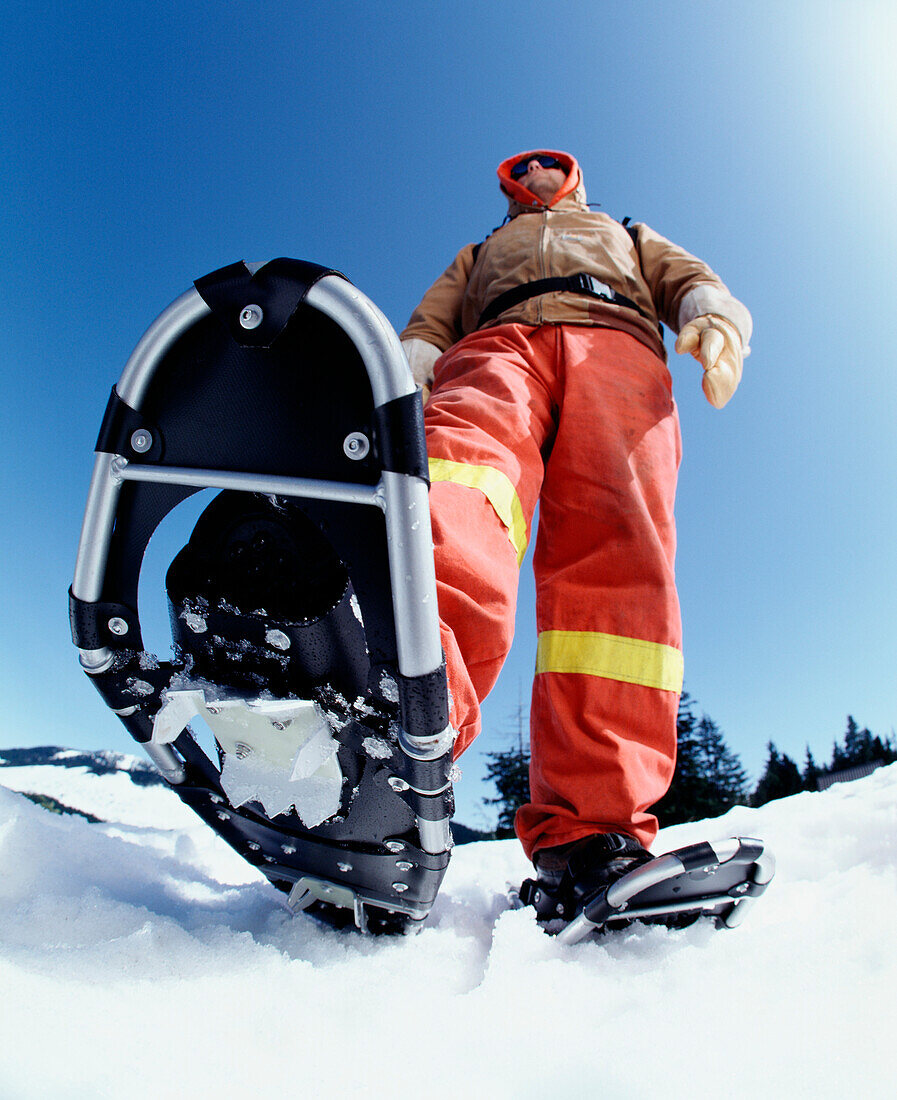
[305, 276, 416, 406]
[72, 452, 126, 604]
[113, 459, 386, 510]
[605, 851, 687, 910]
[707, 837, 742, 863]
[305, 276, 441, 681]
[73, 288, 210, 609]
[142, 742, 187, 785]
[417, 816, 452, 855]
[117, 288, 211, 408]
[380, 471, 441, 679]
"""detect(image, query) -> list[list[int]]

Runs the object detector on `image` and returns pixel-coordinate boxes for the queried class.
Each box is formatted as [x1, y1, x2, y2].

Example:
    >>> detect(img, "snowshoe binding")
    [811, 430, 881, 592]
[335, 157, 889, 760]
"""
[520, 833, 775, 943]
[70, 259, 454, 934]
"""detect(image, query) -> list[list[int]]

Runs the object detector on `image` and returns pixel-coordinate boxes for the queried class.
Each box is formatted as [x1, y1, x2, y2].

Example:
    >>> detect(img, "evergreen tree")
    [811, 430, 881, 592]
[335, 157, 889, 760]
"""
[841, 715, 865, 765]
[482, 700, 530, 837]
[652, 692, 749, 825]
[752, 742, 803, 806]
[828, 716, 897, 772]
[696, 714, 750, 805]
[802, 745, 821, 791]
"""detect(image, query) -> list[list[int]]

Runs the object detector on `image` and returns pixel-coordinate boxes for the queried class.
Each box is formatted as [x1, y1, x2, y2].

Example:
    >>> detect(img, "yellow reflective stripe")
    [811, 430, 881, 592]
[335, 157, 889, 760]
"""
[536, 630, 684, 693]
[429, 457, 528, 565]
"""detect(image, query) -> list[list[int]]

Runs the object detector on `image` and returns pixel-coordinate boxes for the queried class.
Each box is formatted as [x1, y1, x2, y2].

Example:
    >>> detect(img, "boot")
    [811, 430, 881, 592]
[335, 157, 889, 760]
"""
[521, 833, 653, 923]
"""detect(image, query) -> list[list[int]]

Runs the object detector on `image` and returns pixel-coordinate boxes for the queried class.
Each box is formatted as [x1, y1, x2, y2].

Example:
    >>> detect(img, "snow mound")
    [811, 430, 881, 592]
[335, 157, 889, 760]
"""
[1, 764, 895, 1097]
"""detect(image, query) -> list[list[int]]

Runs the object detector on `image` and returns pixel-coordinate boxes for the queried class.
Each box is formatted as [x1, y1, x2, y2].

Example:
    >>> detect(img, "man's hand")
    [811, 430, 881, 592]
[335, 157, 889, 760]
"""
[675, 315, 744, 409]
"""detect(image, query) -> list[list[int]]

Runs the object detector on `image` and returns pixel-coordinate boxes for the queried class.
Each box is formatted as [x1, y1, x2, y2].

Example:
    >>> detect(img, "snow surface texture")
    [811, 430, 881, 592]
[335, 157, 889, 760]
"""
[1, 760, 895, 1098]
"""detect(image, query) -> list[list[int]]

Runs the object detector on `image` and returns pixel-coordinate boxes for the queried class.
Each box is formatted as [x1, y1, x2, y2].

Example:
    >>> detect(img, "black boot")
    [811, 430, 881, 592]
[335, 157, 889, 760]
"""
[520, 833, 653, 924]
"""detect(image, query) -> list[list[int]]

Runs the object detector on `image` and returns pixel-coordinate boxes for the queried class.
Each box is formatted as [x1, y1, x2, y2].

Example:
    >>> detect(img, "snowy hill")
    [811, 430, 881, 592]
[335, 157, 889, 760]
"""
[1, 757, 895, 1097]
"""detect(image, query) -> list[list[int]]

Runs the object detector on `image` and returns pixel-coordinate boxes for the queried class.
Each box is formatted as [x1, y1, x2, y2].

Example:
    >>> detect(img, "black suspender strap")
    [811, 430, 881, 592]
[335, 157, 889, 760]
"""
[477, 272, 656, 329]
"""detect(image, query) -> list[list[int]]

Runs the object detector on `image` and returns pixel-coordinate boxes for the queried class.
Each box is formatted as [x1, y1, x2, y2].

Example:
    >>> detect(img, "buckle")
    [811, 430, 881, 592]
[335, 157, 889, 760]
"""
[572, 273, 614, 300]
[519, 878, 571, 921]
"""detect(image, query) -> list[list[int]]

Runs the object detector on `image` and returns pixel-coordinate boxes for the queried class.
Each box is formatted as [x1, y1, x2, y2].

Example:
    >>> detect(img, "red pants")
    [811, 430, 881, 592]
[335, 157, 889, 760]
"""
[424, 324, 683, 859]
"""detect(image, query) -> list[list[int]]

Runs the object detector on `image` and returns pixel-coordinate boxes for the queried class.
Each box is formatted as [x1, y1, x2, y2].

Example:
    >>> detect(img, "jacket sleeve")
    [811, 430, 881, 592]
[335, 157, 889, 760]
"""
[633, 224, 752, 351]
[400, 243, 478, 352]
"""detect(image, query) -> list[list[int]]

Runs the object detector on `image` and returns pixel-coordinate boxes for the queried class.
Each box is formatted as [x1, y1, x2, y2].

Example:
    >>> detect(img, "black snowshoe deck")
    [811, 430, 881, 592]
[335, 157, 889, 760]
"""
[70, 259, 453, 933]
[520, 836, 774, 943]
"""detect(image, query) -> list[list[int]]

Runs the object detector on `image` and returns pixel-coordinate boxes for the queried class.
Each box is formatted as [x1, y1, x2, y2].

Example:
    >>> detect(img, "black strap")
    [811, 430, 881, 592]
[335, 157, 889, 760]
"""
[194, 259, 347, 348]
[477, 272, 655, 329]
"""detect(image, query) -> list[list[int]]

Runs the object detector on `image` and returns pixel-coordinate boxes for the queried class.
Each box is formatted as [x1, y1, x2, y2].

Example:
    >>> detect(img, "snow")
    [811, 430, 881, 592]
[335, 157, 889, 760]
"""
[1, 760, 895, 1097]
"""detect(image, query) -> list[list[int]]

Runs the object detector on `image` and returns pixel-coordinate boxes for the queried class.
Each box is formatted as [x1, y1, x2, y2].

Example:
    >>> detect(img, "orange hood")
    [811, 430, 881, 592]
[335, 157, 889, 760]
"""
[497, 149, 587, 213]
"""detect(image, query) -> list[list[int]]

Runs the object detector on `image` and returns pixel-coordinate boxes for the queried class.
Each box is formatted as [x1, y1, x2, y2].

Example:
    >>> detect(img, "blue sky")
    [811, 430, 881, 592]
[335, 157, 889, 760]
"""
[3, 0, 896, 828]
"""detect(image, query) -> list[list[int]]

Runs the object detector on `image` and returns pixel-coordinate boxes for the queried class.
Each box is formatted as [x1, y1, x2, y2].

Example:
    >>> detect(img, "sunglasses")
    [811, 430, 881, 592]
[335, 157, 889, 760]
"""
[509, 155, 564, 180]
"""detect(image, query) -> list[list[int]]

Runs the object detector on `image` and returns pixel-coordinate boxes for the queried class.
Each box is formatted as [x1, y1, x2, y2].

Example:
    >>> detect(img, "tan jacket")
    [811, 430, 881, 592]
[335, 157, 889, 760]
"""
[401, 150, 751, 368]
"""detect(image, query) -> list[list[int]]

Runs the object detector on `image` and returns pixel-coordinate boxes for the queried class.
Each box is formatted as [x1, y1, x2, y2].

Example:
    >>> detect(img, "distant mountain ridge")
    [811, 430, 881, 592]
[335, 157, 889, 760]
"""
[0, 746, 493, 842]
[0, 745, 166, 786]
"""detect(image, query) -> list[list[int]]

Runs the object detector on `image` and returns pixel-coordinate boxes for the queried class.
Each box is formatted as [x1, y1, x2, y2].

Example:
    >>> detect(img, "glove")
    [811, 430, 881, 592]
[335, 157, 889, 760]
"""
[401, 337, 443, 407]
[675, 314, 744, 409]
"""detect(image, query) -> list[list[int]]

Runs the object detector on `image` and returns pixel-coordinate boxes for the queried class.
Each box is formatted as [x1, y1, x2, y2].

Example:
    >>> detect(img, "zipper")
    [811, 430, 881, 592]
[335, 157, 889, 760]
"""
[538, 208, 550, 323]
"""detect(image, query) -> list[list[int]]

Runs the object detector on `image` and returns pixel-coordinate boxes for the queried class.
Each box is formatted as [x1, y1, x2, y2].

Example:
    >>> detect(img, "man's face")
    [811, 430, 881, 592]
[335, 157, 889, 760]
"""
[515, 156, 567, 202]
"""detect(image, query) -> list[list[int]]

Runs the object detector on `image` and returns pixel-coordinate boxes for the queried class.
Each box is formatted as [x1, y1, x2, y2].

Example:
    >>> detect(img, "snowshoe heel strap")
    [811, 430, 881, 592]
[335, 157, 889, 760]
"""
[519, 878, 573, 922]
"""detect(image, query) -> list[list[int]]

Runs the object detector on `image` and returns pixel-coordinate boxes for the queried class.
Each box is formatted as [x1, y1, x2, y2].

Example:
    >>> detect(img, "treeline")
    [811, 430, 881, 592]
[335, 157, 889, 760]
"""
[483, 695, 896, 831]
[754, 716, 897, 806]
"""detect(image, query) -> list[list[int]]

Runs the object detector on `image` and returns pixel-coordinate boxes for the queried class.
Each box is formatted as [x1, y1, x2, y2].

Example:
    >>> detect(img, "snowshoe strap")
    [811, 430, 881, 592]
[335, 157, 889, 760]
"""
[518, 878, 573, 922]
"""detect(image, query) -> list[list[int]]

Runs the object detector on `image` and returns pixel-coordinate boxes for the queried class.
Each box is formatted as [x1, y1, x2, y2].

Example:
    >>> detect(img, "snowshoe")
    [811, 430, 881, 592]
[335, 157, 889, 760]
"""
[520, 835, 775, 943]
[69, 259, 453, 933]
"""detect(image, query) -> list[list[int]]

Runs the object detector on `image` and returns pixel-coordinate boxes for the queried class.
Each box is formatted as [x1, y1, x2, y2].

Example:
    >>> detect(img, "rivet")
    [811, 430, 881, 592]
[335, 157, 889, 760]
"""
[107, 617, 129, 636]
[130, 429, 153, 453]
[343, 432, 370, 461]
[239, 304, 263, 329]
[388, 777, 409, 792]
[392, 882, 409, 893]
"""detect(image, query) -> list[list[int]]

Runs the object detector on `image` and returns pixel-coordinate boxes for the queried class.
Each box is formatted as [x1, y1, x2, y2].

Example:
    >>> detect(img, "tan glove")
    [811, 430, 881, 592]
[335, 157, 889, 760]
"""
[675, 314, 744, 409]
[401, 337, 442, 407]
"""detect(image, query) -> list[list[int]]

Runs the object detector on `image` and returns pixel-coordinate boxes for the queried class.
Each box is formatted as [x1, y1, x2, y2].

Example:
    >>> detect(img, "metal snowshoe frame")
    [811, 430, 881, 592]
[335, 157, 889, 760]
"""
[555, 836, 776, 944]
[70, 259, 453, 931]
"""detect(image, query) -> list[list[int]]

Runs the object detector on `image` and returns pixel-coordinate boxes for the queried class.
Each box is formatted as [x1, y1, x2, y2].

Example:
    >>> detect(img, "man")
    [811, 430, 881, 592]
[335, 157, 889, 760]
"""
[400, 150, 751, 915]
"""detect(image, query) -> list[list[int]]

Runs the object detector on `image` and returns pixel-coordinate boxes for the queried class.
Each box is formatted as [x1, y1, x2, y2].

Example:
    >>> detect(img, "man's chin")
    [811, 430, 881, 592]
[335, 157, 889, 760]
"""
[525, 184, 556, 202]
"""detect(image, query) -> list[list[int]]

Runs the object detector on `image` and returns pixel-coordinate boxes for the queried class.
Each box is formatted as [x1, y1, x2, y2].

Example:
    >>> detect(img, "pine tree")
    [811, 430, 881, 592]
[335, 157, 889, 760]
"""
[652, 692, 749, 825]
[696, 714, 750, 805]
[802, 746, 821, 791]
[828, 716, 897, 773]
[841, 715, 865, 765]
[752, 742, 803, 806]
[482, 699, 531, 837]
